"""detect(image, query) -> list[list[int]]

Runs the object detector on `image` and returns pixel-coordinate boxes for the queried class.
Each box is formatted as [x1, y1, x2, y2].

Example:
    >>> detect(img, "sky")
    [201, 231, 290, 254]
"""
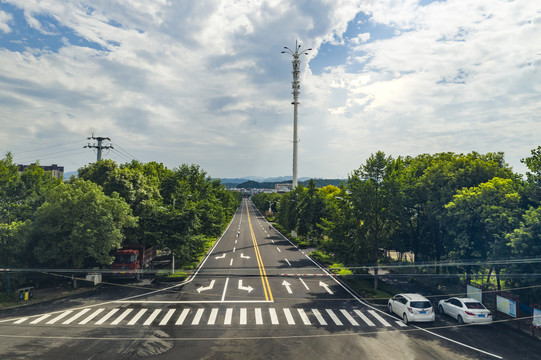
[0, 0, 539, 179]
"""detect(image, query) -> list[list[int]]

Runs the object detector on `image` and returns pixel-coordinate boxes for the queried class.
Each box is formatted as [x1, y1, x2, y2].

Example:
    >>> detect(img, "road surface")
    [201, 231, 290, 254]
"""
[1, 199, 540, 359]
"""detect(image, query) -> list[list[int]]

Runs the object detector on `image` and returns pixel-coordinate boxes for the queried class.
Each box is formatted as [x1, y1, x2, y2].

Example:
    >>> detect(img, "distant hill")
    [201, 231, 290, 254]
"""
[225, 178, 346, 189]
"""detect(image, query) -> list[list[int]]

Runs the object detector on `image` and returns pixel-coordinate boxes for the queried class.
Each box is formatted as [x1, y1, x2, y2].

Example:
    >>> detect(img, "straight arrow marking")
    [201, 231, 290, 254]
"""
[319, 281, 334, 295]
[282, 280, 293, 294]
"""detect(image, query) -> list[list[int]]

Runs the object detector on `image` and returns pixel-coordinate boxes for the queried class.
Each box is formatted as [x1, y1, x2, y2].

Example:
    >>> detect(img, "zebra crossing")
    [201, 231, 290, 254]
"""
[9, 306, 408, 328]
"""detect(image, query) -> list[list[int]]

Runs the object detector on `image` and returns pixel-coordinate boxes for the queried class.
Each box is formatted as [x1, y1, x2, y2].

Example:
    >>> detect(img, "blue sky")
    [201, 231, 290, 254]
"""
[0, 0, 539, 178]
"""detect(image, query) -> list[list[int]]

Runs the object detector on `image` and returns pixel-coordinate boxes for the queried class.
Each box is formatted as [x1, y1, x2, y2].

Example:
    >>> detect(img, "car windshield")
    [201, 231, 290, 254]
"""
[114, 254, 135, 263]
[410, 301, 431, 309]
[465, 302, 485, 310]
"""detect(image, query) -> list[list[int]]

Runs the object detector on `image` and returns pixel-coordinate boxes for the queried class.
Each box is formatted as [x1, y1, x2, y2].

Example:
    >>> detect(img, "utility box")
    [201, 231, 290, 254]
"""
[85, 273, 102, 286]
[18, 287, 34, 301]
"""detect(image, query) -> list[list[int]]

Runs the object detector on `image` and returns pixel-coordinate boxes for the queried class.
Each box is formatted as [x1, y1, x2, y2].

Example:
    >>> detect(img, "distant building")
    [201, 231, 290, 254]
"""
[275, 183, 292, 192]
[18, 164, 64, 179]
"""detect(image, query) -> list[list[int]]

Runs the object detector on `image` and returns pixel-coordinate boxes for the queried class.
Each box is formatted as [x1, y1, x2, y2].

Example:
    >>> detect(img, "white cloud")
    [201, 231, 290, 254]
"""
[0, 0, 539, 178]
[0, 9, 13, 33]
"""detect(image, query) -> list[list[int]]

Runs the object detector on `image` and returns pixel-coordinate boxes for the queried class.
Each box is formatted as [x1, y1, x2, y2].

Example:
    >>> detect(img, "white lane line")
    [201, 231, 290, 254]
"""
[255, 308, 263, 325]
[299, 278, 310, 290]
[276, 247, 281, 253]
[235, 239, 237, 244]
[111, 309, 133, 325]
[340, 309, 359, 326]
[230, 259, 233, 266]
[176, 309, 190, 325]
[326, 309, 343, 326]
[233, 247, 236, 252]
[312, 309, 327, 325]
[367, 310, 391, 327]
[46, 310, 73, 324]
[224, 308, 233, 325]
[208, 308, 219, 325]
[159, 309, 176, 326]
[63, 308, 91, 325]
[30, 314, 51, 324]
[285, 258, 291, 266]
[128, 309, 148, 325]
[14, 317, 28, 324]
[240, 308, 247, 325]
[271, 239, 274, 243]
[353, 310, 375, 326]
[80, 308, 105, 325]
[297, 309, 311, 325]
[191, 308, 204, 325]
[96, 309, 119, 325]
[283, 308, 295, 325]
[221, 277, 229, 302]
[269, 308, 279, 325]
[396, 320, 408, 327]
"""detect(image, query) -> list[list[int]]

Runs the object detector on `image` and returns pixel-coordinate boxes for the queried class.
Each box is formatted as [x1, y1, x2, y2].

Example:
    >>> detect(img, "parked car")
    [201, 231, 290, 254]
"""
[388, 293, 435, 324]
[438, 297, 493, 324]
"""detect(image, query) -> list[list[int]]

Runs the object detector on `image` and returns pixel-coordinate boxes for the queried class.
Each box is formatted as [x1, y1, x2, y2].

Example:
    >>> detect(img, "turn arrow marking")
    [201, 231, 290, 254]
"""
[240, 253, 250, 259]
[215, 254, 226, 259]
[196, 280, 215, 293]
[238, 280, 254, 293]
[319, 281, 334, 294]
[282, 280, 293, 294]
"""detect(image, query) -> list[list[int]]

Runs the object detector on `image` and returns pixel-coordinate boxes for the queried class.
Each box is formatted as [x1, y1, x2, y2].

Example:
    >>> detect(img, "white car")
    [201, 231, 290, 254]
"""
[438, 297, 493, 324]
[388, 293, 435, 324]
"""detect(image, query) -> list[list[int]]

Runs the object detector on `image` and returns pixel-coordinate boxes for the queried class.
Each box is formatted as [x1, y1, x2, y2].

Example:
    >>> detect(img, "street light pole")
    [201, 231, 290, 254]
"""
[282, 41, 311, 189]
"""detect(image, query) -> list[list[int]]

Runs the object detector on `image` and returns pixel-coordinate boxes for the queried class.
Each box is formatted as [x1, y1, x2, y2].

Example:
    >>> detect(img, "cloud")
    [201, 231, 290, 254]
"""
[0, 0, 539, 178]
[0, 9, 13, 33]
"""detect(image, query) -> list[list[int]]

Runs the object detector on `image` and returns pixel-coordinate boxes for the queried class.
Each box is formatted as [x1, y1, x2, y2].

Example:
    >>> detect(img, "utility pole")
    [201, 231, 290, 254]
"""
[84, 135, 113, 162]
[282, 41, 311, 189]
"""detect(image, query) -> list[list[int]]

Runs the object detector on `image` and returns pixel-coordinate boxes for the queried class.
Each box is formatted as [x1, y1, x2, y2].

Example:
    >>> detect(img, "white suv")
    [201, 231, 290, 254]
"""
[388, 293, 435, 324]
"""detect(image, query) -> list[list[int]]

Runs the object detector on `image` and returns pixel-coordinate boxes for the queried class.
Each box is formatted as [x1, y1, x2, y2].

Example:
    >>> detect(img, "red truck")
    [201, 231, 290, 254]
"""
[111, 244, 156, 281]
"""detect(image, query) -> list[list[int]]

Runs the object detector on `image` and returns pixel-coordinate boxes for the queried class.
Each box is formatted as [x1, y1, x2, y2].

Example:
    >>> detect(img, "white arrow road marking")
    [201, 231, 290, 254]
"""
[282, 280, 293, 294]
[299, 277, 310, 290]
[238, 280, 254, 293]
[196, 279, 216, 293]
[240, 253, 250, 259]
[215, 254, 226, 259]
[319, 281, 334, 294]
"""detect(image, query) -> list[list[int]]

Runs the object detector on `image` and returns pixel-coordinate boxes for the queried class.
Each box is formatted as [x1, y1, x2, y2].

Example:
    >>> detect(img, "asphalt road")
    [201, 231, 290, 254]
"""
[1, 199, 540, 359]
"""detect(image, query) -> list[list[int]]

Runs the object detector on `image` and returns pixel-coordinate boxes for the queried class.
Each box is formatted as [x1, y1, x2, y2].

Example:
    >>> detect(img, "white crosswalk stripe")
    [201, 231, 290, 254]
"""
[367, 310, 392, 327]
[176, 308, 189, 325]
[13, 307, 408, 329]
[325, 309, 343, 326]
[128, 309, 148, 325]
[283, 308, 295, 325]
[159, 309, 175, 326]
[80, 308, 105, 325]
[46, 311, 72, 324]
[312, 309, 327, 325]
[144, 309, 162, 326]
[354, 309, 375, 326]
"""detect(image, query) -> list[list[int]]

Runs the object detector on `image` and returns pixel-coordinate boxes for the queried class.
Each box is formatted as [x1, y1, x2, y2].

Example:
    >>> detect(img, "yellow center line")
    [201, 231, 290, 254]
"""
[246, 199, 273, 302]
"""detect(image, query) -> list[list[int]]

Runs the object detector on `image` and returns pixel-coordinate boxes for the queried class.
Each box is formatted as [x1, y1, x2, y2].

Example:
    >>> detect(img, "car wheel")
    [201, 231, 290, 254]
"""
[438, 305, 444, 315]
[388, 304, 393, 314]
[457, 315, 464, 325]
[403, 313, 409, 325]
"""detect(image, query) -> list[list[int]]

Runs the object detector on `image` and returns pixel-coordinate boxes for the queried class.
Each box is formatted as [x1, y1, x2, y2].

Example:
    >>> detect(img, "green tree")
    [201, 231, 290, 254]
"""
[349, 151, 402, 289]
[27, 179, 136, 268]
[445, 177, 522, 288]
